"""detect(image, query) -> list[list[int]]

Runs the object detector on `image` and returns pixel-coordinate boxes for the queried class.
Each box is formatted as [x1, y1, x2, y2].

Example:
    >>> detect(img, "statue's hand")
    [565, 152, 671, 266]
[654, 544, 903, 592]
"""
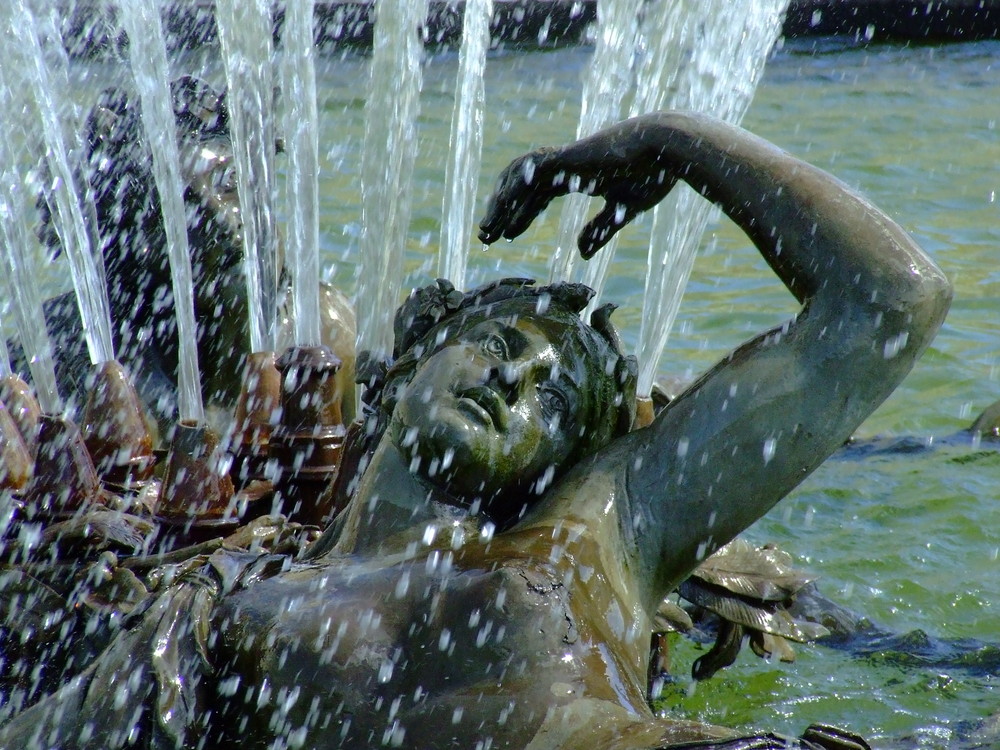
[478, 146, 566, 246]
[479, 124, 678, 258]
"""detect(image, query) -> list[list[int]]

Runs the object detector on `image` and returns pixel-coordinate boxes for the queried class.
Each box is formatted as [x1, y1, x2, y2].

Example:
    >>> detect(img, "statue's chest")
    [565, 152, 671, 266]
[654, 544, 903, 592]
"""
[214, 559, 583, 748]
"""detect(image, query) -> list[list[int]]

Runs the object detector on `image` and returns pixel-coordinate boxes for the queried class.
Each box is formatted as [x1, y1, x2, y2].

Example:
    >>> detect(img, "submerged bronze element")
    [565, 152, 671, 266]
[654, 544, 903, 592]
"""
[0, 112, 950, 749]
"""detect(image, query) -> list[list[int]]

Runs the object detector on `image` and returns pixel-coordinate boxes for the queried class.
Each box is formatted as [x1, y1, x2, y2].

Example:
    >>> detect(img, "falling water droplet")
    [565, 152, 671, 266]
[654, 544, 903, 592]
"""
[763, 437, 777, 464]
[394, 570, 410, 598]
[378, 657, 394, 683]
[423, 525, 437, 545]
[521, 157, 536, 184]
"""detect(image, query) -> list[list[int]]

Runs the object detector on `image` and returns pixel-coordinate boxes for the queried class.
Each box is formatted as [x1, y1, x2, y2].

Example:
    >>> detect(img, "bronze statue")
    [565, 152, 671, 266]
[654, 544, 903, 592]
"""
[22, 77, 355, 442]
[0, 112, 951, 749]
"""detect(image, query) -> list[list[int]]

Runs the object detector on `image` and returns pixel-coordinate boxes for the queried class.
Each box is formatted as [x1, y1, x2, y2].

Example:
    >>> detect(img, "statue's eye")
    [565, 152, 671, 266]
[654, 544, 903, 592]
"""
[483, 333, 508, 359]
[540, 386, 568, 415]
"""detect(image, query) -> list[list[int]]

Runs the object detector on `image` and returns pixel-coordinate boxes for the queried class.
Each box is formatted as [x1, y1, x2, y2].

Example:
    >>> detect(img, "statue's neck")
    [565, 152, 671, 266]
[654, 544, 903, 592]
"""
[337, 438, 475, 555]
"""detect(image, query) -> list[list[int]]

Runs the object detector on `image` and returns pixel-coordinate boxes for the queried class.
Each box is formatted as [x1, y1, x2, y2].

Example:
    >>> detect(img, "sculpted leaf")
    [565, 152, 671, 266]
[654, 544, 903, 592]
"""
[690, 539, 817, 601]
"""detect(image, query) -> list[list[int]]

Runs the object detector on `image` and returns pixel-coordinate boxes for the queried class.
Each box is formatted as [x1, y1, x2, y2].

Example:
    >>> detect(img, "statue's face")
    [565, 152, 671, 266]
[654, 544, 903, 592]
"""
[390, 311, 597, 510]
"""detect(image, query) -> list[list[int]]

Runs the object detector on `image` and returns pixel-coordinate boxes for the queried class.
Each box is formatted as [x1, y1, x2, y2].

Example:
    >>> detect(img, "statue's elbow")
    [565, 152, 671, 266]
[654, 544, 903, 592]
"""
[913, 263, 953, 335]
[898, 261, 952, 354]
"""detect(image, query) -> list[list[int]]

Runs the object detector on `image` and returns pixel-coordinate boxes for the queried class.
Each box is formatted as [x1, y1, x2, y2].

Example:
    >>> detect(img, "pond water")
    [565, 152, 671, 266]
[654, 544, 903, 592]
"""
[39, 34, 1000, 748]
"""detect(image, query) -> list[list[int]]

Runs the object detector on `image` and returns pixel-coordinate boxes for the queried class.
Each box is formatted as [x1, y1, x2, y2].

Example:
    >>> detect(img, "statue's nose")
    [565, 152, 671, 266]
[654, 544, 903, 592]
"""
[485, 363, 522, 406]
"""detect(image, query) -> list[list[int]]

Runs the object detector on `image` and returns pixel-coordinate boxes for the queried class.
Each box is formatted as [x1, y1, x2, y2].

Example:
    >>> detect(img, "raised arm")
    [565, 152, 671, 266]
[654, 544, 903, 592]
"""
[480, 111, 951, 609]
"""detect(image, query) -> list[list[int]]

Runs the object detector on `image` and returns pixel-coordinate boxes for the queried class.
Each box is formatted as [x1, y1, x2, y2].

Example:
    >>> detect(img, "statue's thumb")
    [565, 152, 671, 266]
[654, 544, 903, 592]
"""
[579, 201, 626, 259]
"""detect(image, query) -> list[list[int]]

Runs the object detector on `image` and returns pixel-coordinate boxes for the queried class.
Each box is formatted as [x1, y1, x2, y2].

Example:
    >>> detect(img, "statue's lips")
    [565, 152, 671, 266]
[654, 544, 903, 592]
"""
[456, 386, 505, 430]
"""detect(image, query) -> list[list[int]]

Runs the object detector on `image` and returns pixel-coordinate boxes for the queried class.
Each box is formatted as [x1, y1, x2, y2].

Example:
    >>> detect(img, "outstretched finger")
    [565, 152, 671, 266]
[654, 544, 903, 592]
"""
[479, 158, 531, 242]
[578, 200, 636, 259]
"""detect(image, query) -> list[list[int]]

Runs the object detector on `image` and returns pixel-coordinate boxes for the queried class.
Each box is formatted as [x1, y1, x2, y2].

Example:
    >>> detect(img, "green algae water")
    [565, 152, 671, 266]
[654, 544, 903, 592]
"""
[36, 37, 1000, 747]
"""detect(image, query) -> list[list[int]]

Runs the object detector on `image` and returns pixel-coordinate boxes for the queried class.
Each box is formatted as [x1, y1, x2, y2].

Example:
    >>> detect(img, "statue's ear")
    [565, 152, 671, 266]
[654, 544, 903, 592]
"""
[589, 303, 621, 349]
[376, 352, 419, 418]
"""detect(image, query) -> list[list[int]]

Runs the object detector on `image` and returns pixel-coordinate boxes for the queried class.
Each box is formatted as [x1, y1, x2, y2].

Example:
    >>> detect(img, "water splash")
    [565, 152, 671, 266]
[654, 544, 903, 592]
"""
[545, 0, 787, 395]
[634, 0, 788, 397]
[217, 0, 281, 354]
[280, 0, 323, 347]
[118, 0, 206, 423]
[438, 0, 493, 290]
[357, 0, 428, 363]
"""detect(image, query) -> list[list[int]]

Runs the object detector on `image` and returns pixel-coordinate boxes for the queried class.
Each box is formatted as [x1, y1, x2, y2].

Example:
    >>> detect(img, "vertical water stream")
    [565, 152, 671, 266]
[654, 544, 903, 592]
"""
[280, 0, 323, 347]
[6, 1, 115, 372]
[438, 0, 492, 290]
[547, 0, 638, 286]
[119, 0, 206, 423]
[0, 149, 61, 413]
[357, 0, 428, 363]
[217, 0, 281, 354]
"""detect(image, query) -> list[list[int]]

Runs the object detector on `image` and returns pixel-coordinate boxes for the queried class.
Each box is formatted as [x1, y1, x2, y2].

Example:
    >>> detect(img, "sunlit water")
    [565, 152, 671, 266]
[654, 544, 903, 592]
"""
[18, 37, 1000, 747]
[217, 0, 281, 353]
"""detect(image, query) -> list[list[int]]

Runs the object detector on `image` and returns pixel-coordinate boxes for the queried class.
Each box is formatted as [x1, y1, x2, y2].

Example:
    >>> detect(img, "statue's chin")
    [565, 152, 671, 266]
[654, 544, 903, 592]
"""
[409, 440, 493, 504]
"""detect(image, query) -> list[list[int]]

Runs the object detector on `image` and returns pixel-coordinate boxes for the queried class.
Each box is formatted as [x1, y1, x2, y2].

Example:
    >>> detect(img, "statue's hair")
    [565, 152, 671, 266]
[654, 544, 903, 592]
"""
[356, 277, 638, 466]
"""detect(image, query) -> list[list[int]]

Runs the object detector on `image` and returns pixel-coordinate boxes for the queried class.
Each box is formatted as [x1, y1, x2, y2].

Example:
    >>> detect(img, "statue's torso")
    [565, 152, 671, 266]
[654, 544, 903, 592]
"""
[212, 532, 652, 749]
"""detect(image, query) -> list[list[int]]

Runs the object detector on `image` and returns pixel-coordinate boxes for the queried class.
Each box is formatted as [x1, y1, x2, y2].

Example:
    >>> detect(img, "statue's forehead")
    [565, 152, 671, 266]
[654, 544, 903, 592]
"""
[445, 308, 577, 348]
